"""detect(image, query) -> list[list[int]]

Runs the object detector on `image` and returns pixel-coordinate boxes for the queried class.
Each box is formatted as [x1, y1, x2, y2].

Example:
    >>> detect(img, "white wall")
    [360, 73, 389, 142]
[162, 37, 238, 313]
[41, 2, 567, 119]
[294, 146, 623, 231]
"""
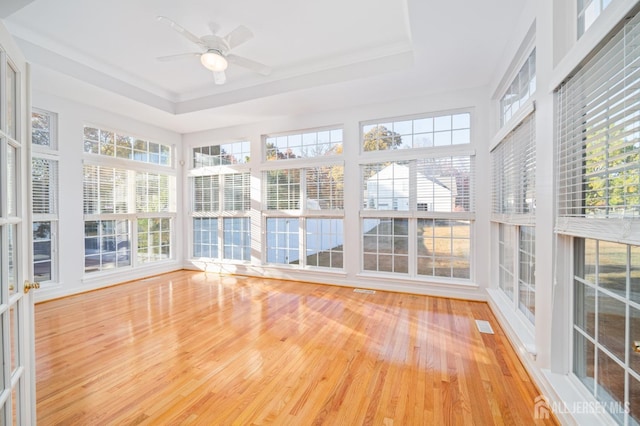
[31, 90, 184, 302]
[182, 86, 492, 301]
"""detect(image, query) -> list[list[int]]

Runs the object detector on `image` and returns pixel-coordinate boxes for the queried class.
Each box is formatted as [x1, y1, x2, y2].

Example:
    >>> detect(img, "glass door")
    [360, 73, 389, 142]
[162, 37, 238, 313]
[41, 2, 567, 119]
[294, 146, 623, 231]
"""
[0, 24, 36, 425]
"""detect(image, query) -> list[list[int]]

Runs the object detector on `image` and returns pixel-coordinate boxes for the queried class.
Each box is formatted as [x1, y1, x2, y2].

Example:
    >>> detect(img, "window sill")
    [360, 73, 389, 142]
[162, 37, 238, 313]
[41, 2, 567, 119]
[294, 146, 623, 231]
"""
[487, 288, 536, 357]
[356, 272, 478, 288]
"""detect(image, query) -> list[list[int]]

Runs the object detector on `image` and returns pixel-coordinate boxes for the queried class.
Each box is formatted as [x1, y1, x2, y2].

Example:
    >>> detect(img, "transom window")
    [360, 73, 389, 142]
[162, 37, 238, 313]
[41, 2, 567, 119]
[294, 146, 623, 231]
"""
[362, 112, 470, 151]
[500, 49, 536, 127]
[265, 128, 343, 160]
[193, 141, 250, 167]
[84, 126, 171, 166]
[578, 0, 612, 38]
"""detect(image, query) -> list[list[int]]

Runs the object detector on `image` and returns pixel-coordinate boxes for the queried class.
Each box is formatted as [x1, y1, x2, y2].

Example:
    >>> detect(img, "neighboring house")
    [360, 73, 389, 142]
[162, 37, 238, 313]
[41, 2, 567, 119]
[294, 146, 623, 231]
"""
[364, 163, 457, 212]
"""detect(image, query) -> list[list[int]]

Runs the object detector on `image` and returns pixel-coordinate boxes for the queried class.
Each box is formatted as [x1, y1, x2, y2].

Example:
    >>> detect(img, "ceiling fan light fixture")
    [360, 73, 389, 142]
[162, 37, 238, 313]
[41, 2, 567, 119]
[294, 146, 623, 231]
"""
[200, 50, 228, 71]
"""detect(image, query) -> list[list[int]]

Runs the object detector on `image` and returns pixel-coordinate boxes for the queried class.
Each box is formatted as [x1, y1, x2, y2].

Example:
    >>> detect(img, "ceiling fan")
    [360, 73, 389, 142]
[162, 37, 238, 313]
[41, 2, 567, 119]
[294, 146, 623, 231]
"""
[156, 16, 271, 85]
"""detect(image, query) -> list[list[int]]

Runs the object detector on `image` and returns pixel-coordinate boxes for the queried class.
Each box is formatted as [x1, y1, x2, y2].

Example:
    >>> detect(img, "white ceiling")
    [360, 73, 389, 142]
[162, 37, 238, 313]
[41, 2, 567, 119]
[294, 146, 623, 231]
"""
[1, 0, 527, 133]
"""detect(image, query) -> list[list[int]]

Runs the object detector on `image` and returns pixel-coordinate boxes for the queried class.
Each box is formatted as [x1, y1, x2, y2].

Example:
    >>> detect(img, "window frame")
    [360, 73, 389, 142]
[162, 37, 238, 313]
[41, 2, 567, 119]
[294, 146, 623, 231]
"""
[82, 125, 177, 275]
[359, 109, 475, 282]
[190, 140, 253, 263]
[31, 108, 59, 284]
[261, 127, 345, 271]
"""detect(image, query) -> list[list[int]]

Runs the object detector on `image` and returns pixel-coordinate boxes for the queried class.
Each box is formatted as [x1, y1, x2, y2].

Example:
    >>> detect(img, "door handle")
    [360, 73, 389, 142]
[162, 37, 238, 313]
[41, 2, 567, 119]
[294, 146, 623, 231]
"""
[23, 280, 40, 294]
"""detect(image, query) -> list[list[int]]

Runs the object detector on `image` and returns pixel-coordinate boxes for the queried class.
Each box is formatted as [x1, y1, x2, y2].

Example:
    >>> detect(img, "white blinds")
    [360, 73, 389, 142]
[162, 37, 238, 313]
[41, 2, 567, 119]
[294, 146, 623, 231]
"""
[491, 113, 536, 224]
[136, 173, 175, 213]
[193, 175, 219, 213]
[83, 165, 129, 215]
[32, 158, 58, 215]
[223, 173, 250, 211]
[305, 166, 344, 210]
[556, 10, 640, 243]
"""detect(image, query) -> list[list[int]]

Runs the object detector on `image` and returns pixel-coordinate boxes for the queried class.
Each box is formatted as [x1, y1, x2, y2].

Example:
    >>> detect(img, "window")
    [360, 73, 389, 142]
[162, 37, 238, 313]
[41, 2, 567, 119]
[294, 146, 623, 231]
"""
[83, 126, 171, 166]
[32, 109, 55, 149]
[557, 11, 640, 425]
[84, 220, 131, 273]
[574, 239, 640, 424]
[223, 218, 251, 261]
[361, 111, 474, 280]
[31, 109, 58, 283]
[137, 218, 171, 264]
[265, 129, 342, 160]
[83, 126, 176, 274]
[194, 141, 250, 167]
[417, 219, 470, 279]
[191, 141, 252, 262]
[266, 218, 300, 265]
[500, 49, 536, 127]
[578, 0, 612, 38]
[262, 127, 345, 269]
[362, 112, 470, 151]
[265, 169, 301, 210]
[193, 218, 218, 258]
[363, 218, 408, 273]
[557, 11, 640, 232]
[493, 46, 537, 322]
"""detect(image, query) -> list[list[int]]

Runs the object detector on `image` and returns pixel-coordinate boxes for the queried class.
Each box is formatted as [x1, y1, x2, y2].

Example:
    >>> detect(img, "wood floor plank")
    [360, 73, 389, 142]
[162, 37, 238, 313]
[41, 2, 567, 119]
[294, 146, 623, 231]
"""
[35, 270, 558, 425]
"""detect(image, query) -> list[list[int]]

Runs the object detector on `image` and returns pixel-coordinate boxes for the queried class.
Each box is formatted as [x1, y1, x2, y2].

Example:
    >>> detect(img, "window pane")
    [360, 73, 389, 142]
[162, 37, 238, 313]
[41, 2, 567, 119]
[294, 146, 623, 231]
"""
[633, 246, 640, 304]
[193, 176, 220, 212]
[7, 65, 16, 139]
[193, 218, 218, 259]
[138, 218, 171, 264]
[264, 169, 300, 210]
[266, 218, 299, 265]
[518, 226, 536, 322]
[306, 166, 344, 210]
[596, 350, 625, 423]
[630, 375, 640, 425]
[597, 291, 626, 361]
[416, 156, 472, 212]
[32, 158, 57, 215]
[306, 219, 343, 269]
[499, 224, 515, 300]
[598, 241, 628, 297]
[223, 218, 251, 261]
[574, 330, 595, 394]
[362, 162, 409, 211]
[500, 50, 536, 126]
[7, 145, 17, 216]
[630, 306, 640, 375]
[362, 218, 408, 273]
[575, 280, 596, 338]
[417, 219, 470, 279]
[32, 111, 52, 147]
[33, 221, 53, 282]
[223, 173, 250, 211]
[84, 220, 130, 273]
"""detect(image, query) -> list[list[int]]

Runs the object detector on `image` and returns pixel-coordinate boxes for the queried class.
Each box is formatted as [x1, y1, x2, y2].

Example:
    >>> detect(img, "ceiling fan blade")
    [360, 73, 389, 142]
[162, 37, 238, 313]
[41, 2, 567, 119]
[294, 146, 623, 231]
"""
[226, 54, 271, 76]
[157, 16, 205, 47]
[224, 26, 253, 50]
[213, 71, 226, 85]
[156, 52, 201, 62]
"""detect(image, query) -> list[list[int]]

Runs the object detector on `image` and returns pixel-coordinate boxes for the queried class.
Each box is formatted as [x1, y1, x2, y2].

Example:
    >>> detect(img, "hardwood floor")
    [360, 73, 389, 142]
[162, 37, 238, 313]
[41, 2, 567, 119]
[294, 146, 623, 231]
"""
[35, 270, 556, 425]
